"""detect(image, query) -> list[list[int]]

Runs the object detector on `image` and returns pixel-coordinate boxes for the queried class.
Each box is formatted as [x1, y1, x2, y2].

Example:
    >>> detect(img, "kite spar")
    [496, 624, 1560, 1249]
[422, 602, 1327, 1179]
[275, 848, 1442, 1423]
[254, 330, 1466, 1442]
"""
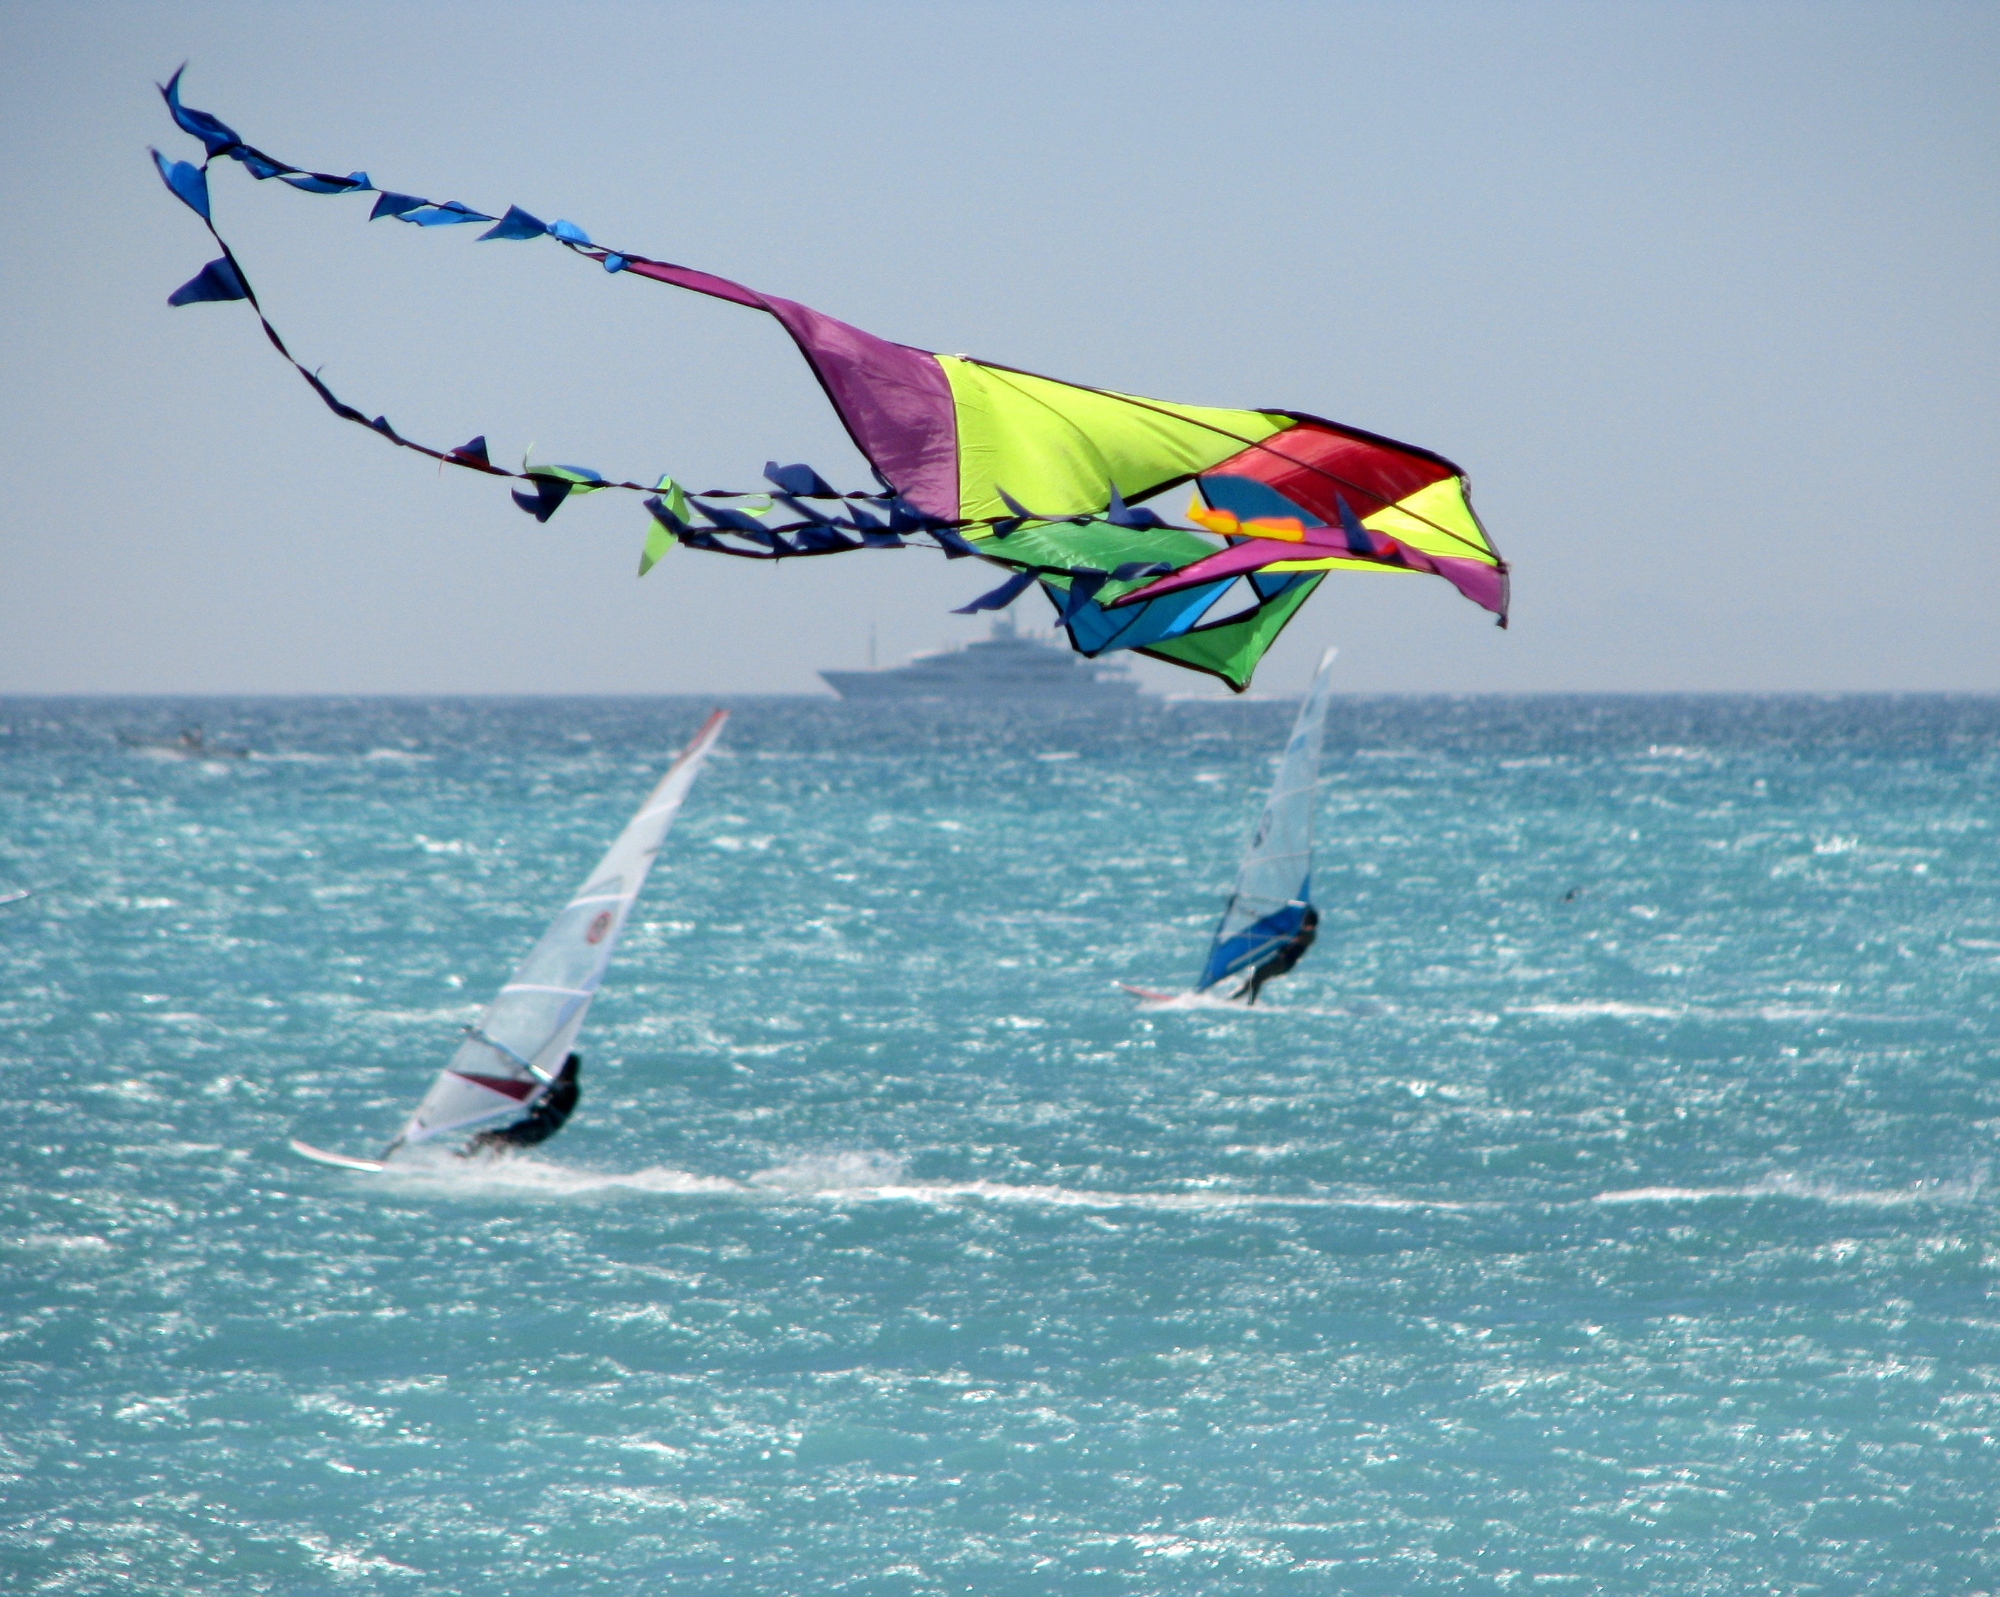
[151, 69, 1508, 691]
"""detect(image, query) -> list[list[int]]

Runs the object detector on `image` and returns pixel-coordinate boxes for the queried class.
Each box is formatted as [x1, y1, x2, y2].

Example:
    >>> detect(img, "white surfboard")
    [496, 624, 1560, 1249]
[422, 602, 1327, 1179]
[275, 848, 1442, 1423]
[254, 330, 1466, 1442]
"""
[288, 1139, 386, 1173]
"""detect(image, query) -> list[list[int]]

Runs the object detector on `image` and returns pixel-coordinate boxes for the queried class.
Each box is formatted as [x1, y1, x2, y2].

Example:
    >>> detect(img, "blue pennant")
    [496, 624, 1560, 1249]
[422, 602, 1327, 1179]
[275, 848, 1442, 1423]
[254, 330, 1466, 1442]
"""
[725, 525, 793, 553]
[695, 501, 780, 537]
[644, 494, 691, 535]
[794, 524, 860, 554]
[411, 200, 492, 227]
[1053, 570, 1109, 624]
[448, 436, 492, 468]
[952, 571, 1036, 614]
[689, 496, 794, 552]
[150, 150, 210, 221]
[773, 494, 837, 527]
[1059, 570, 1110, 623]
[887, 497, 946, 535]
[995, 487, 1042, 522]
[512, 475, 574, 523]
[840, 503, 902, 547]
[649, 496, 757, 554]
[238, 150, 291, 181]
[280, 169, 371, 195]
[1106, 482, 1167, 529]
[160, 67, 240, 157]
[167, 256, 248, 306]
[369, 192, 428, 221]
[478, 205, 548, 242]
[549, 220, 591, 245]
[1335, 494, 1384, 558]
[930, 527, 979, 559]
[764, 461, 840, 498]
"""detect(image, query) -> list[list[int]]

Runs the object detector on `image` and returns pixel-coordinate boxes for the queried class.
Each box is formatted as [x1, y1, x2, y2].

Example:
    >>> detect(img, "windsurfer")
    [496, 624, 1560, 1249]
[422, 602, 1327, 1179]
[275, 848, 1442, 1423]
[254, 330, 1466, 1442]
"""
[1239, 907, 1319, 1004]
[465, 1053, 581, 1153]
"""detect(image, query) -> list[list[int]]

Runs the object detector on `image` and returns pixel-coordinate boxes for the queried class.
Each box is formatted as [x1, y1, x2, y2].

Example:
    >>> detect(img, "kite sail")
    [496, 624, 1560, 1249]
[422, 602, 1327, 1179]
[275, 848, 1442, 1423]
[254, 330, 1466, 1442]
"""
[291, 708, 726, 1170]
[1197, 648, 1339, 995]
[151, 70, 1507, 691]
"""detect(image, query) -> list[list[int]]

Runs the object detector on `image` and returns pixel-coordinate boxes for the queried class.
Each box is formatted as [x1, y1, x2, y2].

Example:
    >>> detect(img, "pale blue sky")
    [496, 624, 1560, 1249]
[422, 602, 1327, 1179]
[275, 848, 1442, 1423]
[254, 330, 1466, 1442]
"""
[2, 1, 1994, 696]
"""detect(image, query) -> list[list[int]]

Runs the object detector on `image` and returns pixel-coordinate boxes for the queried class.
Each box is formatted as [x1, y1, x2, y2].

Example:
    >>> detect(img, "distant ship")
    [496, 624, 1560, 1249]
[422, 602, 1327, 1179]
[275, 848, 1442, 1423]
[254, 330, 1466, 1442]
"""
[820, 617, 1142, 702]
[116, 725, 250, 759]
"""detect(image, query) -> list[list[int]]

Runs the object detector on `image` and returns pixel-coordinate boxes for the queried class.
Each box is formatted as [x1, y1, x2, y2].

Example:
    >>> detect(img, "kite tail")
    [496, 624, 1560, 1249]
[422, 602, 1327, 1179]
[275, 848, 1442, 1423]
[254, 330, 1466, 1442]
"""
[148, 70, 1018, 566]
[147, 69, 1226, 573]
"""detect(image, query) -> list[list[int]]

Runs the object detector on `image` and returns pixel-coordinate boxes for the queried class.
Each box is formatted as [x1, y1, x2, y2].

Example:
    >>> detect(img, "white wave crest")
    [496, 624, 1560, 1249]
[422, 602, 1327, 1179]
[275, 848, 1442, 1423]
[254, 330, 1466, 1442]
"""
[355, 1144, 1468, 1214]
[749, 1150, 910, 1190]
[1595, 1173, 1984, 1207]
[370, 1145, 745, 1197]
[749, 1153, 1464, 1213]
[1119, 986, 1366, 1019]
[1511, 1000, 1684, 1020]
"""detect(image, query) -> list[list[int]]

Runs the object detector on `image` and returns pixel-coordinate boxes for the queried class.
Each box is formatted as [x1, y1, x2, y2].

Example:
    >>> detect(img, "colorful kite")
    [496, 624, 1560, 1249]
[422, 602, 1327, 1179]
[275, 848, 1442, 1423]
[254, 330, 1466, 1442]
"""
[152, 69, 1507, 690]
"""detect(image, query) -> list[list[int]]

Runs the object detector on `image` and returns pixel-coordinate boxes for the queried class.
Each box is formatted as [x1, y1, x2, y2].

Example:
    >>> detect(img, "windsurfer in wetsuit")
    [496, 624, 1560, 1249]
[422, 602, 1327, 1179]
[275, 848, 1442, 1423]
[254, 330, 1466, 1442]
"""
[1239, 906, 1319, 1005]
[465, 1053, 582, 1153]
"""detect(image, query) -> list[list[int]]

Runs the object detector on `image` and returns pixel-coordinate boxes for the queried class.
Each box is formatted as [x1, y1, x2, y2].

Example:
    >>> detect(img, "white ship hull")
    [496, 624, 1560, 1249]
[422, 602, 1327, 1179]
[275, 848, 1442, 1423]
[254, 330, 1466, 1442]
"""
[820, 669, 1139, 702]
[821, 620, 1142, 703]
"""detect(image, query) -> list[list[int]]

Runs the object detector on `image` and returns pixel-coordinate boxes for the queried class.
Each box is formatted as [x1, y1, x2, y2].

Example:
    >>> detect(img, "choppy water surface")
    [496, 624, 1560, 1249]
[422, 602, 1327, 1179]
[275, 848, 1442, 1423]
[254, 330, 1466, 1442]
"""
[2, 695, 1996, 1594]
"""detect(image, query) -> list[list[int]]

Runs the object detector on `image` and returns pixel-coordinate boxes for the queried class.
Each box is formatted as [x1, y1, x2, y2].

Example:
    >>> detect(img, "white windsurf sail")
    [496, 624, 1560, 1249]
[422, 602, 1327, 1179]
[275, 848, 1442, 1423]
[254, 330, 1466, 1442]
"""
[388, 707, 728, 1153]
[1196, 649, 1338, 994]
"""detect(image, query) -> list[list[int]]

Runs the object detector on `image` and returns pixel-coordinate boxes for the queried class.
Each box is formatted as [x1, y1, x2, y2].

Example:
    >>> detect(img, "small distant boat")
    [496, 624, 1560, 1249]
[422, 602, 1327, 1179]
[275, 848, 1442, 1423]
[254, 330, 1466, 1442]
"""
[290, 708, 728, 1171]
[820, 616, 1140, 703]
[117, 726, 249, 759]
[1122, 649, 1337, 1005]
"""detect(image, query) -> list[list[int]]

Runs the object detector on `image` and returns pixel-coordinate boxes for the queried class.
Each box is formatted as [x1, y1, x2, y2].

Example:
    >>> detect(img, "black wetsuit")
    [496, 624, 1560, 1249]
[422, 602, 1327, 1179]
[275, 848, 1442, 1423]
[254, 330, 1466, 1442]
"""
[1241, 908, 1319, 1005]
[467, 1053, 581, 1152]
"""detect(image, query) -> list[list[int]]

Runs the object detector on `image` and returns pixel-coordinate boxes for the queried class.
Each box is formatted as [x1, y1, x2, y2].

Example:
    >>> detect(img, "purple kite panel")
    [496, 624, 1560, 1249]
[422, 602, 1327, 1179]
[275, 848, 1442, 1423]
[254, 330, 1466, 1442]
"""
[620, 258, 959, 518]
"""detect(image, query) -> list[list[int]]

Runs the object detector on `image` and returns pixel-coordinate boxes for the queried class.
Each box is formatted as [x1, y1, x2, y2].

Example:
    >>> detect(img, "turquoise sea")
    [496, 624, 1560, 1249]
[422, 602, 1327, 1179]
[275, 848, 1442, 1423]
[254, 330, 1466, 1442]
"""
[2, 694, 1996, 1594]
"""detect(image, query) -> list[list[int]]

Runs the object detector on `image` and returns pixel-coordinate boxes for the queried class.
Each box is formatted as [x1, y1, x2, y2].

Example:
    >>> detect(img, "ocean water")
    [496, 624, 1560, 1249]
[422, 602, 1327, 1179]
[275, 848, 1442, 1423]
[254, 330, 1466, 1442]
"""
[2, 694, 1996, 1595]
